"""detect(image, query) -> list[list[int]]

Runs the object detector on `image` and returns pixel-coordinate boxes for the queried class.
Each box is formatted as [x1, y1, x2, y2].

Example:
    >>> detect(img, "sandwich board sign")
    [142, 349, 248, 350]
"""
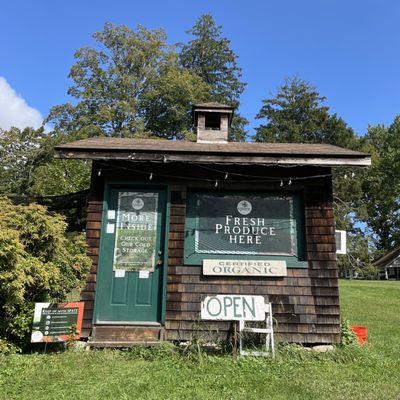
[201, 295, 266, 321]
[31, 302, 84, 343]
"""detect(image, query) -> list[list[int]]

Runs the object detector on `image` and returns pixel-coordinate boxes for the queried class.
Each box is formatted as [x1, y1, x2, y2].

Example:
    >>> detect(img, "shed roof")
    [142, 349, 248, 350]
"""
[373, 247, 400, 268]
[194, 102, 233, 109]
[55, 137, 371, 167]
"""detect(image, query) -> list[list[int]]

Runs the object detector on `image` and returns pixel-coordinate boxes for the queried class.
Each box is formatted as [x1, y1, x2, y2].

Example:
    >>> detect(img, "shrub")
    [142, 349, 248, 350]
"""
[0, 197, 91, 349]
[340, 319, 358, 346]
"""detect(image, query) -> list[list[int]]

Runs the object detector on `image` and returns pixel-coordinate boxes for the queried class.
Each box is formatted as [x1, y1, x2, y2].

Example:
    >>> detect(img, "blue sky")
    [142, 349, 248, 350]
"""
[0, 0, 399, 135]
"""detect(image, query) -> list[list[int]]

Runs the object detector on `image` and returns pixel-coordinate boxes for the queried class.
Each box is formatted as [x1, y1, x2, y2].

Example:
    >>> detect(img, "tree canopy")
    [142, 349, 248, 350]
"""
[361, 117, 400, 252]
[2, 16, 250, 198]
[2, 16, 400, 282]
[253, 76, 378, 276]
[0, 127, 50, 195]
[254, 77, 357, 148]
[47, 18, 248, 141]
[47, 23, 211, 140]
[180, 14, 245, 106]
[180, 14, 248, 141]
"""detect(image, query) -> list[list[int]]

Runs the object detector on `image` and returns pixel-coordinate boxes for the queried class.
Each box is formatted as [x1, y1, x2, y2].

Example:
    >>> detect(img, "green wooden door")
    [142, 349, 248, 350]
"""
[94, 187, 167, 324]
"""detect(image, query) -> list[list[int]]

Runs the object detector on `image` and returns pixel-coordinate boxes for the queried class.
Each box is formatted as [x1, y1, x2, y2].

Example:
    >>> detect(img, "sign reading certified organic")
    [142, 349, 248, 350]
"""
[192, 194, 295, 256]
[203, 259, 287, 277]
[201, 295, 266, 321]
[113, 192, 158, 271]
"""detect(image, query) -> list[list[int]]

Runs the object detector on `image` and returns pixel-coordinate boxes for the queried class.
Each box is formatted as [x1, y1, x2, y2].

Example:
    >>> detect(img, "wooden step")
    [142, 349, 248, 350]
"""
[88, 340, 161, 348]
[91, 325, 164, 345]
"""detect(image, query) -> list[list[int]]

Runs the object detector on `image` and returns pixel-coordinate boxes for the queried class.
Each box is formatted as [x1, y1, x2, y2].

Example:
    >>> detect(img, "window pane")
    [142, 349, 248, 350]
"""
[113, 192, 158, 271]
[193, 193, 295, 256]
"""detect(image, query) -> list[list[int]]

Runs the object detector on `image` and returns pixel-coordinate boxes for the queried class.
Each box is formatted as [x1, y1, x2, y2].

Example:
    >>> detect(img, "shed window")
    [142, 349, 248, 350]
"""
[205, 114, 221, 130]
[184, 191, 306, 267]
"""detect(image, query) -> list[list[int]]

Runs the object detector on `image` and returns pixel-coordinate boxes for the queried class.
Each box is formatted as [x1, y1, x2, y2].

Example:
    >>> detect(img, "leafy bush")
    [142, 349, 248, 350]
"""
[0, 197, 91, 349]
[0, 337, 19, 355]
[340, 319, 358, 346]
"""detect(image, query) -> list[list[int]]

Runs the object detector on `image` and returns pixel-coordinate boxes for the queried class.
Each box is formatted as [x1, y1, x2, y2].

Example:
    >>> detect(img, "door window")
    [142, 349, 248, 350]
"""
[113, 192, 159, 272]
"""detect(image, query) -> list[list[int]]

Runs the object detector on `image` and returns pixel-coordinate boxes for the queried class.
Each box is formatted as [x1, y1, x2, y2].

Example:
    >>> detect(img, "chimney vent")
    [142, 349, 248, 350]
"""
[193, 102, 234, 143]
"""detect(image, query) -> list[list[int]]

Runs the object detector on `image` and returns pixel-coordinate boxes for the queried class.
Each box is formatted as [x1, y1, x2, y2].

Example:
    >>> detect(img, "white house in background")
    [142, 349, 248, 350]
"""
[374, 247, 400, 280]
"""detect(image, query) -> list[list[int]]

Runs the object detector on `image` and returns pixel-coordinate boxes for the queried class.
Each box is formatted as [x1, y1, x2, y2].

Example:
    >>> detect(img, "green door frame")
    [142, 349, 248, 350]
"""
[93, 180, 170, 324]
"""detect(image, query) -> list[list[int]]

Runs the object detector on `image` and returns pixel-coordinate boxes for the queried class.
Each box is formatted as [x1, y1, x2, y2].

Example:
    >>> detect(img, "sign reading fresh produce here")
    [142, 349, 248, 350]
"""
[193, 194, 295, 256]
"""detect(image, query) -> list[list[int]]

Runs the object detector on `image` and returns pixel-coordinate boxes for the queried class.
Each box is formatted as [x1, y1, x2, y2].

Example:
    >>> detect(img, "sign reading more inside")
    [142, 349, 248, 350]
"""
[113, 192, 158, 271]
[201, 295, 266, 321]
[31, 302, 84, 343]
[194, 194, 295, 256]
[203, 259, 287, 277]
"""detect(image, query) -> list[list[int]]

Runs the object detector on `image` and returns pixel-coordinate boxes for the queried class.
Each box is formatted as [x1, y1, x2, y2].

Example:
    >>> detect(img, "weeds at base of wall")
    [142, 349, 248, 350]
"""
[0, 338, 20, 355]
[2, 338, 370, 369]
[96, 339, 368, 366]
[340, 319, 358, 346]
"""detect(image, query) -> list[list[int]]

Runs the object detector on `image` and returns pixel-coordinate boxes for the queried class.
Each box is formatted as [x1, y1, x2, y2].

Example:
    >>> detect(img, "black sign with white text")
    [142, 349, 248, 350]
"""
[194, 194, 295, 256]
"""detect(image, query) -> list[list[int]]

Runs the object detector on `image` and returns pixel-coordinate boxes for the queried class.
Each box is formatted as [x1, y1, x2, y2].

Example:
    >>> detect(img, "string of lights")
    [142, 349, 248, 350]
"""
[92, 159, 365, 187]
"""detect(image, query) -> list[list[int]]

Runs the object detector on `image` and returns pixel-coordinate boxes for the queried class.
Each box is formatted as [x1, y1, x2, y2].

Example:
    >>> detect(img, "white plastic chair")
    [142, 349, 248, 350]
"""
[239, 302, 275, 357]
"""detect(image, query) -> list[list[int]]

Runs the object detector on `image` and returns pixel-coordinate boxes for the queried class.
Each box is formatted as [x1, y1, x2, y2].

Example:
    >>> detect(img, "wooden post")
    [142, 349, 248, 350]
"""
[233, 321, 238, 358]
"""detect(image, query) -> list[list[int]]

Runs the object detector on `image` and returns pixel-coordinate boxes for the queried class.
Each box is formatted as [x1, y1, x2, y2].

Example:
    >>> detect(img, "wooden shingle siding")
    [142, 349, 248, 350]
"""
[80, 162, 340, 344]
[164, 172, 340, 344]
[79, 170, 104, 337]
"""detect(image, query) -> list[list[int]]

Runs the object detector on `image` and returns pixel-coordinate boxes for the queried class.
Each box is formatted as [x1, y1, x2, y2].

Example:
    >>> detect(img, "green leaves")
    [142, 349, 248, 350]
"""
[30, 160, 91, 196]
[144, 66, 210, 140]
[0, 127, 49, 195]
[253, 77, 378, 275]
[180, 14, 245, 105]
[0, 198, 91, 346]
[180, 14, 248, 141]
[47, 22, 215, 140]
[254, 77, 356, 147]
[361, 117, 400, 251]
[1, 17, 250, 198]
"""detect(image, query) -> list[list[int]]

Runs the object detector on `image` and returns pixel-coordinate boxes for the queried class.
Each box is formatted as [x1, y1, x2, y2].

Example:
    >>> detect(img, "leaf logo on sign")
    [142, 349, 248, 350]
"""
[132, 198, 144, 210]
[237, 200, 252, 215]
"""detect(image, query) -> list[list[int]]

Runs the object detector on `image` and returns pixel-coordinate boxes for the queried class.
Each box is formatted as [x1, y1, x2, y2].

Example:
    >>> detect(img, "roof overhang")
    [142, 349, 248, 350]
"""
[192, 102, 235, 125]
[54, 138, 372, 167]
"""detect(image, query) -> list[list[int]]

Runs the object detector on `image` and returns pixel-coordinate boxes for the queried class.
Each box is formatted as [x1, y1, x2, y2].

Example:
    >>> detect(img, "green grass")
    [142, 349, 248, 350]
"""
[1, 280, 400, 400]
[339, 280, 400, 356]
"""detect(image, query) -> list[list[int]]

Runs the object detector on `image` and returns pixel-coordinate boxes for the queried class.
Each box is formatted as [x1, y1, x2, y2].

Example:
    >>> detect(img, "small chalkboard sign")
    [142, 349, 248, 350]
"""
[31, 302, 84, 343]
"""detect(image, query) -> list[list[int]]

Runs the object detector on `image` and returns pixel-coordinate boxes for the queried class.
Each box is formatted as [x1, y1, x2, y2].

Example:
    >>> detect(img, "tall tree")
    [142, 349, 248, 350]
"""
[0, 127, 49, 195]
[47, 23, 210, 140]
[37, 23, 211, 197]
[254, 77, 373, 273]
[254, 77, 357, 148]
[361, 117, 400, 252]
[254, 76, 365, 216]
[0, 126, 91, 197]
[180, 14, 248, 141]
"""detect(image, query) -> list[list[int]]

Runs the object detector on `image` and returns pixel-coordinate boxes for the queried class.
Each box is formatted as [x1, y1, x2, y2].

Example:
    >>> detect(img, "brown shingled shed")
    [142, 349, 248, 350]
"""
[55, 103, 371, 347]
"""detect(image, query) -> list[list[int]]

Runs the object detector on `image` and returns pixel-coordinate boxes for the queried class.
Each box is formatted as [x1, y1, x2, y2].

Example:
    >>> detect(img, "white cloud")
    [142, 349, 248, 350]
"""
[0, 76, 44, 130]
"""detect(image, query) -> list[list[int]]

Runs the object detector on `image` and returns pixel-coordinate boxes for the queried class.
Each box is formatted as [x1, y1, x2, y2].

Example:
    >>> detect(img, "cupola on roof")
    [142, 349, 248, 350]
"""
[192, 102, 234, 143]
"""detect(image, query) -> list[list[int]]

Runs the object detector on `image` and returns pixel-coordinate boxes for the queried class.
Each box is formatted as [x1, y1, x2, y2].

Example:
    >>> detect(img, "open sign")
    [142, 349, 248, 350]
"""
[201, 295, 266, 321]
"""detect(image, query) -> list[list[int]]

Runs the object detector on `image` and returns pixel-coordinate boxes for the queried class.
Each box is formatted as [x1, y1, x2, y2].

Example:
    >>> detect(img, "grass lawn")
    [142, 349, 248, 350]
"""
[1, 280, 399, 400]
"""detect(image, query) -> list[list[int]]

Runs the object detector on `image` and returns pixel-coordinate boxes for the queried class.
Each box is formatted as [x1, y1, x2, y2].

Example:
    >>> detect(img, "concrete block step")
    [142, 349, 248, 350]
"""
[88, 340, 161, 348]
[92, 325, 163, 342]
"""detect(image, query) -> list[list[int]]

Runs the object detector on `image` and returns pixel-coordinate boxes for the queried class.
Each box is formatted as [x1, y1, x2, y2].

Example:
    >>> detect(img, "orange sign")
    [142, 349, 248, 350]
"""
[31, 302, 85, 342]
